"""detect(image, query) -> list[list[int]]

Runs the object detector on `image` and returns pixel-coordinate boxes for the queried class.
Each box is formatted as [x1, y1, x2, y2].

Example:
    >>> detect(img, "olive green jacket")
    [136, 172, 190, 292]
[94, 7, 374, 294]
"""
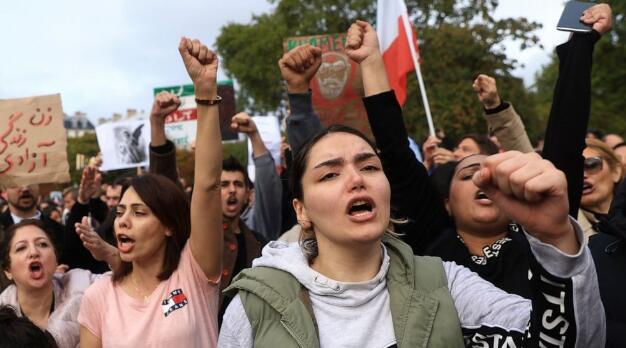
[225, 235, 465, 348]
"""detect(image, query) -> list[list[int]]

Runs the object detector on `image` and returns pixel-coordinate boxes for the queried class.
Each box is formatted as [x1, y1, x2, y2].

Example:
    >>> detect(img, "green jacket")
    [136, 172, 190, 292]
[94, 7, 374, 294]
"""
[225, 235, 465, 348]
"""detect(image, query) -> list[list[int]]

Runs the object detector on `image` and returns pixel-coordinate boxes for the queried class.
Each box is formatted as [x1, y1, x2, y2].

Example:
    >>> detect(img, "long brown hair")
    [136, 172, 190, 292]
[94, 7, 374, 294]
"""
[112, 174, 190, 282]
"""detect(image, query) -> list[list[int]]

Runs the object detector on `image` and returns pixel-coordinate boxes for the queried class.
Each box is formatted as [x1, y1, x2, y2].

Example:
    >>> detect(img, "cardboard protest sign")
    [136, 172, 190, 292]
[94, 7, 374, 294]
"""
[153, 81, 238, 148]
[96, 118, 150, 171]
[247, 116, 281, 182]
[284, 34, 373, 139]
[0, 94, 70, 187]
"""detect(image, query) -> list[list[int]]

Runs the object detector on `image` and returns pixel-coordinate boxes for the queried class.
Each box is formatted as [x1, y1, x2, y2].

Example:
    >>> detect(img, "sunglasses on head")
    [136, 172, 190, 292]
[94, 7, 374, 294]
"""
[583, 156, 603, 174]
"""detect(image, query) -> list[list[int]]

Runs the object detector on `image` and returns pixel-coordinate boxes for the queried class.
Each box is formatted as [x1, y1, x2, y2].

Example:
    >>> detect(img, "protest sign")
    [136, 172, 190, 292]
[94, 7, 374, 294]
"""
[0, 94, 70, 186]
[284, 33, 373, 139]
[153, 81, 238, 148]
[96, 118, 150, 171]
[247, 116, 281, 182]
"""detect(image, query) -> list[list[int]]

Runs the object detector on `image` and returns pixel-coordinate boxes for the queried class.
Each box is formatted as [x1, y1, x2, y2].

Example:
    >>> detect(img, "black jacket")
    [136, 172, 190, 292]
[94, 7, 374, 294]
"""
[63, 198, 112, 273]
[363, 32, 600, 301]
[587, 179, 626, 348]
[62, 140, 181, 274]
[540, 30, 625, 347]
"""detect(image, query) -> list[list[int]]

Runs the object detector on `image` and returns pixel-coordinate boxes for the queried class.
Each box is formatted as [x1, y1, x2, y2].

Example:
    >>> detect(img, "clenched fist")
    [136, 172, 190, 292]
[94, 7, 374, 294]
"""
[151, 91, 181, 125]
[473, 74, 501, 110]
[178, 37, 218, 99]
[472, 151, 578, 254]
[345, 20, 381, 65]
[230, 112, 258, 135]
[278, 45, 322, 94]
[581, 4, 612, 35]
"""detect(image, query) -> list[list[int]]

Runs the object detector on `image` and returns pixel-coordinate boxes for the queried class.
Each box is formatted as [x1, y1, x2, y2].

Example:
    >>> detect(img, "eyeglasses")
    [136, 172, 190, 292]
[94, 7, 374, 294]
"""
[583, 156, 603, 174]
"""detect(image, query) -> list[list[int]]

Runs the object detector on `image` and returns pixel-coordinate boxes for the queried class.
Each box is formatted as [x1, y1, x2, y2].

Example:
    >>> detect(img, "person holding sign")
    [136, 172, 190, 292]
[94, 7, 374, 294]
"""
[78, 37, 223, 347]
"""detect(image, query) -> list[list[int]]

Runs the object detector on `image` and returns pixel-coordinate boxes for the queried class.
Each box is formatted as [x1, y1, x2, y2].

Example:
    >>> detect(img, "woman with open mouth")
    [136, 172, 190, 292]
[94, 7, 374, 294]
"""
[577, 138, 626, 347]
[578, 139, 624, 238]
[78, 37, 224, 348]
[0, 219, 118, 348]
[217, 21, 604, 348]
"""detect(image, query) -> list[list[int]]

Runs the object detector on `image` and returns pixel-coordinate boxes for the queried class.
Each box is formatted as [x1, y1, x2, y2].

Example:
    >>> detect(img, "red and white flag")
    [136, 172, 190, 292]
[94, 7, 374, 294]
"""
[377, 0, 420, 106]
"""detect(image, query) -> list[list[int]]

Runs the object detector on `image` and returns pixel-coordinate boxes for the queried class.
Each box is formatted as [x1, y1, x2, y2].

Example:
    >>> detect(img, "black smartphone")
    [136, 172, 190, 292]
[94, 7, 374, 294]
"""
[557, 0, 594, 32]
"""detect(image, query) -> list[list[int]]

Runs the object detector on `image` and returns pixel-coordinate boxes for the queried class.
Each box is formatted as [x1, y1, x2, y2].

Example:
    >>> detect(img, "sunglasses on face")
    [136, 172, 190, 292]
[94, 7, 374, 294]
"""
[583, 156, 603, 174]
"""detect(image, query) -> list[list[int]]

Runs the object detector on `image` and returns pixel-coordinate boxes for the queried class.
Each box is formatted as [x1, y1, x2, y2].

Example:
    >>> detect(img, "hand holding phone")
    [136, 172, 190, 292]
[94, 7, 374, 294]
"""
[557, 1, 594, 33]
[580, 3, 613, 35]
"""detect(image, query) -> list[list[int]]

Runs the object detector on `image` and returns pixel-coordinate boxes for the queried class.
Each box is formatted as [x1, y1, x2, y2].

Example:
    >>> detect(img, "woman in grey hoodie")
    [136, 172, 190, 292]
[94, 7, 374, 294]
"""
[217, 21, 605, 348]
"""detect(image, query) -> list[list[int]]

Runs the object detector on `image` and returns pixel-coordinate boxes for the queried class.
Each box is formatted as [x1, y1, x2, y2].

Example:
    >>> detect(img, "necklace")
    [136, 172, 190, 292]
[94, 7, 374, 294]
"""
[130, 273, 150, 301]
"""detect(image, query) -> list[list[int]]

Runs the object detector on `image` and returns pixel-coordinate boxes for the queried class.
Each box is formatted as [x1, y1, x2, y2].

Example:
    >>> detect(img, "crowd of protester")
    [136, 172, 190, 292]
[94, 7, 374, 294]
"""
[0, 3, 622, 347]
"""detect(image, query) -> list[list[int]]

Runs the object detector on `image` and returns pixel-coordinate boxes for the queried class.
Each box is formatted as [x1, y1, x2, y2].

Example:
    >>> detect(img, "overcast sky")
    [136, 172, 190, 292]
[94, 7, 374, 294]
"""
[0, 0, 569, 124]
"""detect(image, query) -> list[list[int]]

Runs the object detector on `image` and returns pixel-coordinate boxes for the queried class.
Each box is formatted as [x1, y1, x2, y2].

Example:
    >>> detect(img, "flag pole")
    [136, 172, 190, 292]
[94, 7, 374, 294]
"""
[400, 11, 436, 137]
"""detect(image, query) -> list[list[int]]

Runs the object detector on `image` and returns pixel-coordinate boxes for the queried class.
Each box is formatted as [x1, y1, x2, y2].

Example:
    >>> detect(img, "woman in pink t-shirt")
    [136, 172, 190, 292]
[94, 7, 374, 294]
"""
[78, 38, 224, 348]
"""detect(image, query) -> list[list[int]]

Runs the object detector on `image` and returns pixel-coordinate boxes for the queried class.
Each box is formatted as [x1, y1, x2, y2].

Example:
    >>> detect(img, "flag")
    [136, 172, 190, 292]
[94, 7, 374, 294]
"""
[377, 0, 419, 106]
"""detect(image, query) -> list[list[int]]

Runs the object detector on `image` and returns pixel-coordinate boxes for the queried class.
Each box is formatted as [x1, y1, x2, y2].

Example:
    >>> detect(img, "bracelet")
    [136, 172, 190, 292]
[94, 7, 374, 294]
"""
[195, 96, 222, 105]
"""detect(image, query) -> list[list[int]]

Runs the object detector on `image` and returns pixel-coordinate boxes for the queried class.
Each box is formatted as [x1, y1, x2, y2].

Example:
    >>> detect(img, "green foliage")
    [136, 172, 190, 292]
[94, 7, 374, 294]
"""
[216, 0, 543, 141]
[405, 23, 540, 141]
[65, 133, 100, 185]
[222, 141, 249, 166]
[534, 1, 626, 137]
[216, 0, 376, 114]
[65, 133, 249, 189]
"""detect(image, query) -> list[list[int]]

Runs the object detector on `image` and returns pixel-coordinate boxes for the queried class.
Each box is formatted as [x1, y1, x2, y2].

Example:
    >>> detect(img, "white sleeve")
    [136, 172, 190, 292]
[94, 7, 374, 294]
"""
[218, 294, 254, 348]
[443, 261, 531, 334]
[443, 217, 605, 347]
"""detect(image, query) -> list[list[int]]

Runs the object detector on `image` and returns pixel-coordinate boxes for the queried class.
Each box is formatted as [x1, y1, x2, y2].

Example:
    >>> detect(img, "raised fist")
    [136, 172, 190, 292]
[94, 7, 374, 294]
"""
[178, 37, 218, 99]
[473, 74, 501, 110]
[472, 151, 576, 253]
[581, 4, 612, 35]
[278, 44, 322, 94]
[230, 112, 258, 135]
[151, 91, 181, 125]
[345, 20, 381, 64]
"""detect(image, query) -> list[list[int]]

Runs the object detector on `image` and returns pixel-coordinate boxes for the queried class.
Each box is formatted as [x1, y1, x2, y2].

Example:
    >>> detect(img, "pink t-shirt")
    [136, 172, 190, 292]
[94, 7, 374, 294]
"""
[78, 242, 219, 347]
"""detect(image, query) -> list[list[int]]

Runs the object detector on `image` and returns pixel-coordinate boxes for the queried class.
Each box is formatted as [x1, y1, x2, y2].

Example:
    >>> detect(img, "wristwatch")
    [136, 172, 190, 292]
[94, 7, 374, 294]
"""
[195, 96, 222, 105]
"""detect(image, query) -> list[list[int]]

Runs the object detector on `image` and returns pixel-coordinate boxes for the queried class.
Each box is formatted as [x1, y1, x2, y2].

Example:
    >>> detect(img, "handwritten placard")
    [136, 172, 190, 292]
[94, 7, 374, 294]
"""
[0, 94, 70, 187]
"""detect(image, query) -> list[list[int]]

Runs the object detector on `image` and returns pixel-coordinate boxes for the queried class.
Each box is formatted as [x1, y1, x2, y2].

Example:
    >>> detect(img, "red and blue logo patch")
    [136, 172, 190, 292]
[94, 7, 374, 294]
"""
[161, 289, 188, 317]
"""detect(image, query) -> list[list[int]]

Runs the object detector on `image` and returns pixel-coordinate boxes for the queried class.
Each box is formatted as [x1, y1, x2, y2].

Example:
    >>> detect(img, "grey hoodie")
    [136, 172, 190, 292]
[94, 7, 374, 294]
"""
[219, 219, 605, 348]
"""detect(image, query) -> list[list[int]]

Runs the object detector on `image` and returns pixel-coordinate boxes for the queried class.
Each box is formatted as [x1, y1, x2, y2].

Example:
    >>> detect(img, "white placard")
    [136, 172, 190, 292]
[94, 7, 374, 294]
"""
[247, 116, 281, 182]
[165, 120, 197, 149]
[96, 118, 150, 171]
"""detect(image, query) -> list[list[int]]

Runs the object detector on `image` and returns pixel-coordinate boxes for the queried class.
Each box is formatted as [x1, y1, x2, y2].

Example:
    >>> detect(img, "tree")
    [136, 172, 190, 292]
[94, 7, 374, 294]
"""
[66, 133, 101, 184]
[216, 0, 542, 141]
[534, 1, 626, 137]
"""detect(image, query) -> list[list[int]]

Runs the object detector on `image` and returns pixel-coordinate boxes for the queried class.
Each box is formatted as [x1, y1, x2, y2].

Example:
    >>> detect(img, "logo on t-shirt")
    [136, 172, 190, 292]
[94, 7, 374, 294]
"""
[161, 289, 188, 317]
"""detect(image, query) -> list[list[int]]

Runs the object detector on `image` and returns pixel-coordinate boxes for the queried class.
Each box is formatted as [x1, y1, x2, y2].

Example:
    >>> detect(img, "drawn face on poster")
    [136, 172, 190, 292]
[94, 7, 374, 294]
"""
[113, 124, 146, 164]
[317, 52, 350, 100]
[284, 34, 373, 140]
